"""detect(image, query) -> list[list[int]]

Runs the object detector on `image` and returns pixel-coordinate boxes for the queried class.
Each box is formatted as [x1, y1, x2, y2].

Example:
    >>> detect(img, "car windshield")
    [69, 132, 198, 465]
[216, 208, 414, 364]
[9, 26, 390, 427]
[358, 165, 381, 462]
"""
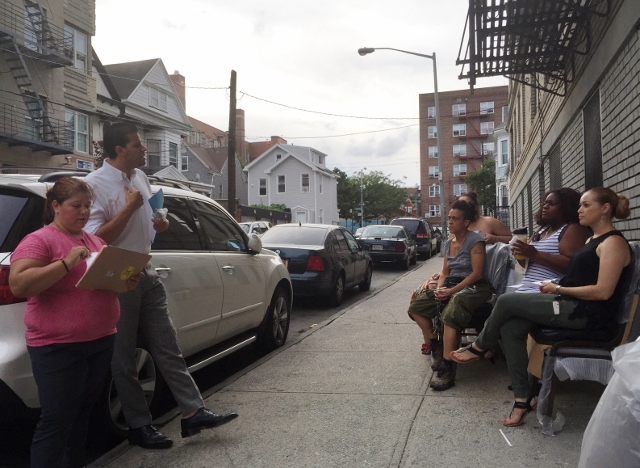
[363, 226, 402, 238]
[240, 224, 250, 234]
[260, 226, 328, 245]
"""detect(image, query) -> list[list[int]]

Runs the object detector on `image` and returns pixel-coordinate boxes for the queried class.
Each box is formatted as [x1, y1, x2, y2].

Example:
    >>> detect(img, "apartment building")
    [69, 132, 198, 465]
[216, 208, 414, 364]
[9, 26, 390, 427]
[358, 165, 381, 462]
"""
[457, 0, 640, 240]
[0, 0, 96, 170]
[418, 85, 508, 227]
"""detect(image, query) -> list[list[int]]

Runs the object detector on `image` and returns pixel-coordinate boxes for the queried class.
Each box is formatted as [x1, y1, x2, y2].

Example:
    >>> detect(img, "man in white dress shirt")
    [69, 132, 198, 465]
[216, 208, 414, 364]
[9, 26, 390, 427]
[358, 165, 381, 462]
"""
[85, 123, 237, 449]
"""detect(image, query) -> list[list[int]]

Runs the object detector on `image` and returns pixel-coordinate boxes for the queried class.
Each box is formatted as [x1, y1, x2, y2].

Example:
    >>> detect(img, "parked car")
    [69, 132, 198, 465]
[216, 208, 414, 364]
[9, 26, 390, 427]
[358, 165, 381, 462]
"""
[353, 227, 365, 238]
[260, 223, 372, 306]
[0, 171, 292, 437]
[239, 221, 271, 236]
[357, 225, 417, 270]
[389, 217, 438, 259]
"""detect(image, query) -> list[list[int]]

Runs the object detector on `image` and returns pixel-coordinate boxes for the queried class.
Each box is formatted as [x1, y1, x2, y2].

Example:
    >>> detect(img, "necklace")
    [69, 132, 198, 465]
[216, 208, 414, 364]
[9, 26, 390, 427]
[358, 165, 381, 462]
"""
[538, 226, 560, 241]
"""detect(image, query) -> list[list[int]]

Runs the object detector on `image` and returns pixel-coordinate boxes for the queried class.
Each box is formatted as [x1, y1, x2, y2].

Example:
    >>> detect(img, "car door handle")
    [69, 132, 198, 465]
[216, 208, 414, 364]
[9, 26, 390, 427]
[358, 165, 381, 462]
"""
[222, 265, 235, 274]
[155, 267, 172, 273]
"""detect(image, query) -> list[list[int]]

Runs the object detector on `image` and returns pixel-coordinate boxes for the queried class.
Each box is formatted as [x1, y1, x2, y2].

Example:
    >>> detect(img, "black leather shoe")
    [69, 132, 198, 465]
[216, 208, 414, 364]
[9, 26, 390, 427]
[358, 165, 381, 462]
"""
[181, 408, 238, 438]
[128, 425, 173, 449]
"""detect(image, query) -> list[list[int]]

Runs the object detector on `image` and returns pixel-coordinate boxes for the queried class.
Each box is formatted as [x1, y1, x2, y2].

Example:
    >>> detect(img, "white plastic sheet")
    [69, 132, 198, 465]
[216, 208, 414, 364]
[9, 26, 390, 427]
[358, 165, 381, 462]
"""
[578, 337, 640, 467]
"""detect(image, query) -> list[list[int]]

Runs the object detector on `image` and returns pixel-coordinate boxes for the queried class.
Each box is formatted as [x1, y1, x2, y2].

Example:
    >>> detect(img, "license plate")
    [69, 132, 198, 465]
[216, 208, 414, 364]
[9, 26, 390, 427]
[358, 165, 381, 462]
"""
[372, 244, 383, 250]
[282, 259, 289, 268]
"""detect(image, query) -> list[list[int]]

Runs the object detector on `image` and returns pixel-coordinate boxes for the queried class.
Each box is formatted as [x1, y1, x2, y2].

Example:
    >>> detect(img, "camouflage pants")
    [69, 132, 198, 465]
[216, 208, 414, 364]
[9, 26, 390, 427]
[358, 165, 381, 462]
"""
[407, 278, 493, 332]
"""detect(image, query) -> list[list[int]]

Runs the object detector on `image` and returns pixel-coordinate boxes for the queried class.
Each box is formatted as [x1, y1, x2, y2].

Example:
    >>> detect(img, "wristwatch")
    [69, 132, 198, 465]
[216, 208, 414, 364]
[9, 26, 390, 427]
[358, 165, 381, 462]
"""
[555, 285, 561, 294]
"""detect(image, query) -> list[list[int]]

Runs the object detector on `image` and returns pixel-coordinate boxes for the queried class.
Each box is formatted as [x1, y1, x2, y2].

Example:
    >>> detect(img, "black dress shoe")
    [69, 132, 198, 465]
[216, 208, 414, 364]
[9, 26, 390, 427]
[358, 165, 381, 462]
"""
[181, 408, 238, 438]
[128, 425, 173, 449]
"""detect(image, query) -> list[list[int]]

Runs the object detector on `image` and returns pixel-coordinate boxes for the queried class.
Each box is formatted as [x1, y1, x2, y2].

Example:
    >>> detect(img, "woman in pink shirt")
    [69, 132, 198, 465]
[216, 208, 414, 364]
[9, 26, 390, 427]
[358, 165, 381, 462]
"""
[10, 177, 140, 468]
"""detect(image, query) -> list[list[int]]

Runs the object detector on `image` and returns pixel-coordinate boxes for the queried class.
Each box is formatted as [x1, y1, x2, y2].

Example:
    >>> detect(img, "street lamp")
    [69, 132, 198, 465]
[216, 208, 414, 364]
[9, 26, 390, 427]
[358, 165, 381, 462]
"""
[357, 47, 446, 236]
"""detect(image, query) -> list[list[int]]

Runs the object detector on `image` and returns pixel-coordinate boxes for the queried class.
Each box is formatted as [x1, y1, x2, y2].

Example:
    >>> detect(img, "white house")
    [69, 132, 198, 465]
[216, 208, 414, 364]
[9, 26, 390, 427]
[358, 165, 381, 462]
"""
[244, 144, 339, 224]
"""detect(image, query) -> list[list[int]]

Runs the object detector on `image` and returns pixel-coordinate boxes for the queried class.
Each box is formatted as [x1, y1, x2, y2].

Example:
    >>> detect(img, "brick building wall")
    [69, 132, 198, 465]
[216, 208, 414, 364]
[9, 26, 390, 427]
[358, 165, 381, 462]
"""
[418, 85, 508, 228]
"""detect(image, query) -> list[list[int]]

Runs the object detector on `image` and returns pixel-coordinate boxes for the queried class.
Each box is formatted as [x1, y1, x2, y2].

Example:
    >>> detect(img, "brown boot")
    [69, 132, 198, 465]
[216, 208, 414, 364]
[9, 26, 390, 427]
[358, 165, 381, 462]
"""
[430, 339, 443, 371]
[430, 359, 456, 391]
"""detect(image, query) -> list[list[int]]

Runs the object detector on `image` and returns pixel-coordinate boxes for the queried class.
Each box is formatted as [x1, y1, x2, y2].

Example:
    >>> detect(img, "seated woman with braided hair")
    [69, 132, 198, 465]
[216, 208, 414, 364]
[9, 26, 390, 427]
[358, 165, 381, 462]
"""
[408, 200, 492, 391]
[451, 187, 633, 427]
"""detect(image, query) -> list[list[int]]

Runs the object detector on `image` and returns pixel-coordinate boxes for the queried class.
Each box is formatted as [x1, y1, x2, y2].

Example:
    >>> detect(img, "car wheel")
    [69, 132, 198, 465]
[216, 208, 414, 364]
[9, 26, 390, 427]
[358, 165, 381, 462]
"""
[92, 348, 164, 439]
[331, 274, 345, 307]
[410, 251, 417, 265]
[257, 286, 291, 352]
[398, 255, 410, 271]
[359, 263, 372, 292]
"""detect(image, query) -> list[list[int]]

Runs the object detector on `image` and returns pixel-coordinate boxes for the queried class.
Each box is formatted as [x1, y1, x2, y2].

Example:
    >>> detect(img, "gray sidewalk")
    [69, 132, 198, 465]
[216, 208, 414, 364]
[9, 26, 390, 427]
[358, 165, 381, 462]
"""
[92, 259, 601, 467]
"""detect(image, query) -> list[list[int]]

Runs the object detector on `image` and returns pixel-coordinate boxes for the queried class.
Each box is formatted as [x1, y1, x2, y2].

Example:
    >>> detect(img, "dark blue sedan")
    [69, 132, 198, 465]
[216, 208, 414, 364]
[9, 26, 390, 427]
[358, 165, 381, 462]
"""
[260, 224, 373, 306]
[357, 225, 417, 270]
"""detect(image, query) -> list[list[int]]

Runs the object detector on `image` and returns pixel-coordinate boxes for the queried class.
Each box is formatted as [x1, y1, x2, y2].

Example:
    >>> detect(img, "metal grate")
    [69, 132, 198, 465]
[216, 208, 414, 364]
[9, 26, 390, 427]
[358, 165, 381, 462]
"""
[457, 0, 611, 95]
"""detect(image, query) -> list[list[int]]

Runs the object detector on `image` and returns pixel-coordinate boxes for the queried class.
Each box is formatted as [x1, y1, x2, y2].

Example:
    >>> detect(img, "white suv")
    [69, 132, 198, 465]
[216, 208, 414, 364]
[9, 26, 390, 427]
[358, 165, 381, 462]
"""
[0, 171, 292, 435]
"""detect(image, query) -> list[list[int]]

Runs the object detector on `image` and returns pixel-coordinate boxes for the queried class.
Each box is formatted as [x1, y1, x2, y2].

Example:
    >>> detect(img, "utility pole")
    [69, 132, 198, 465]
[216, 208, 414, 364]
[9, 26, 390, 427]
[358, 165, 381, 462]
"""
[359, 179, 364, 228]
[227, 70, 237, 219]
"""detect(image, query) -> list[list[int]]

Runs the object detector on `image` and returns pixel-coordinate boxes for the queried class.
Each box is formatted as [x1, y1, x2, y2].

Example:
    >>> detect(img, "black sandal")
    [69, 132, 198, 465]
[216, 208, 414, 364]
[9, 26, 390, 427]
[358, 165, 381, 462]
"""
[503, 396, 537, 427]
[450, 344, 492, 364]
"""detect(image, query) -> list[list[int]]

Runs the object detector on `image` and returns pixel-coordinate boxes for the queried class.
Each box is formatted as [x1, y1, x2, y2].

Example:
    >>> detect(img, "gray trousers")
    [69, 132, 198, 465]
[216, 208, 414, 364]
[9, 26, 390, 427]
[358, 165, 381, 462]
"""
[113, 262, 204, 429]
[475, 293, 588, 398]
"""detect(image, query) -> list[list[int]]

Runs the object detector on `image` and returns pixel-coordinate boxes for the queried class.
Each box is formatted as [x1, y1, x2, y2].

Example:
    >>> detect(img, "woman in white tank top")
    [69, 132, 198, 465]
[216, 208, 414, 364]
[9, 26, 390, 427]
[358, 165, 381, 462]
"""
[511, 188, 590, 292]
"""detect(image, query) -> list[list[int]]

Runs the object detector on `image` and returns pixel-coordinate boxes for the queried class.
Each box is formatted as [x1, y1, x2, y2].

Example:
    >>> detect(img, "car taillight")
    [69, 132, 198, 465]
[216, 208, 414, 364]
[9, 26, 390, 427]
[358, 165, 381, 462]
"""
[305, 253, 324, 272]
[395, 244, 406, 252]
[416, 233, 428, 238]
[0, 265, 26, 305]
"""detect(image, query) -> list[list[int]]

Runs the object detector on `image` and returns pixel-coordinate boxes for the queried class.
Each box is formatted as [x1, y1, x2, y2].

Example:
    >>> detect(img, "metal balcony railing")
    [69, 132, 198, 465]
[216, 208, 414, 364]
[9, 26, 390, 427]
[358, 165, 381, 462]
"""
[0, 101, 73, 154]
[0, 1, 73, 64]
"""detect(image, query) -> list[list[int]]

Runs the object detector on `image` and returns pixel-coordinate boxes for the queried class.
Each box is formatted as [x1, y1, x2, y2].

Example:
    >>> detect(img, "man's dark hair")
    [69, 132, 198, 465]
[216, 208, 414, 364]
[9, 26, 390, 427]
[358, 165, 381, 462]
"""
[103, 122, 139, 159]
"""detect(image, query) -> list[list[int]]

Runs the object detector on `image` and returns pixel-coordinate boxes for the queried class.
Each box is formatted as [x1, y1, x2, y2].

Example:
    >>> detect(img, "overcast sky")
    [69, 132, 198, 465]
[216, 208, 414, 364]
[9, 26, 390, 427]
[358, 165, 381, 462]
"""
[93, 0, 506, 187]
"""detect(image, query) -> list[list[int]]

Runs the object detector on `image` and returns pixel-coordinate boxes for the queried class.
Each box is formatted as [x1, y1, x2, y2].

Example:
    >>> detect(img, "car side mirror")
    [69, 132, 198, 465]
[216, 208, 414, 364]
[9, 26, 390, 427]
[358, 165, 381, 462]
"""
[248, 233, 262, 253]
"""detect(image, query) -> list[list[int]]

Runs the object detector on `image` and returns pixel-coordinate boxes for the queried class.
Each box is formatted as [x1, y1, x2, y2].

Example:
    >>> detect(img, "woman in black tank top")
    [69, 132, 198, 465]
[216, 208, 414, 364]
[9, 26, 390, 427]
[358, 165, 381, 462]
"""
[450, 187, 633, 428]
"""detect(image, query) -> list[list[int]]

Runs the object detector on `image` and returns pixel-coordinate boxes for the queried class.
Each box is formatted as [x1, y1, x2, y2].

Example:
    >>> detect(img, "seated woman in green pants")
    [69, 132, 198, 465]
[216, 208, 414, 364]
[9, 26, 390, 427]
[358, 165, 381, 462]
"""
[451, 187, 633, 427]
[408, 200, 492, 391]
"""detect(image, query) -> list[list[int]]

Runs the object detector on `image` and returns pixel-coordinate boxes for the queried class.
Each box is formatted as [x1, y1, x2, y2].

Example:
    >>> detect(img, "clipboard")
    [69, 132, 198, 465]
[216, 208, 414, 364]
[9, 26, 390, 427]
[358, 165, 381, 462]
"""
[76, 245, 151, 293]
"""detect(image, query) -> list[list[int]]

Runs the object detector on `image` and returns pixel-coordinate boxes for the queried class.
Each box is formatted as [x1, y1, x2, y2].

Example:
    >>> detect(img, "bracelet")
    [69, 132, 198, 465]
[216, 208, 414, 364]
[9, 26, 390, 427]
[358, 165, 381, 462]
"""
[60, 259, 70, 272]
[555, 285, 561, 294]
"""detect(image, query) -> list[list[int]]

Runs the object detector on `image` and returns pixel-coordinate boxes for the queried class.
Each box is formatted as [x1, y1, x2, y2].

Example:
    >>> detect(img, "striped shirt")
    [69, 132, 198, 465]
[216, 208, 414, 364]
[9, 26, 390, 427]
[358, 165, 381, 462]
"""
[517, 224, 567, 293]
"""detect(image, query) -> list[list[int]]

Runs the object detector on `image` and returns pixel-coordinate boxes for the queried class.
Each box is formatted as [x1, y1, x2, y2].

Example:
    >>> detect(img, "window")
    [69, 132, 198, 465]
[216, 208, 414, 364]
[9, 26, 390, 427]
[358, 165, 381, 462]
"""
[502, 105, 509, 123]
[429, 205, 441, 217]
[480, 121, 494, 135]
[482, 142, 495, 156]
[152, 197, 203, 251]
[192, 200, 247, 252]
[427, 106, 435, 118]
[64, 25, 87, 71]
[259, 178, 266, 196]
[169, 142, 178, 167]
[428, 126, 437, 138]
[318, 155, 324, 165]
[500, 139, 508, 165]
[480, 101, 494, 114]
[428, 166, 439, 178]
[149, 88, 167, 111]
[428, 184, 440, 197]
[428, 146, 438, 158]
[301, 174, 309, 192]
[319, 180, 323, 194]
[181, 153, 188, 171]
[146, 139, 161, 166]
[276, 154, 282, 161]
[500, 185, 508, 207]
[453, 164, 467, 177]
[452, 103, 466, 116]
[453, 144, 466, 157]
[453, 184, 467, 197]
[218, 185, 224, 199]
[453, 124, 466, 137]
[278, 175, 285, 193]
[65, 110, 88, 153]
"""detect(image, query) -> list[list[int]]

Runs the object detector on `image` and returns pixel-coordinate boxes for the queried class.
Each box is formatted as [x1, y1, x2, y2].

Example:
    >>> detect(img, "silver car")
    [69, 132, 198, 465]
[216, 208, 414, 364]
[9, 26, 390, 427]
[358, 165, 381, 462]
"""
[0, 171, 292, 435]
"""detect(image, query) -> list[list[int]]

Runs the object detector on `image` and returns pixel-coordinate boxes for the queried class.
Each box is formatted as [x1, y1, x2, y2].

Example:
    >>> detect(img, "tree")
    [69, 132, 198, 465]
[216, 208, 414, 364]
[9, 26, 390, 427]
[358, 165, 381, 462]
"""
[251, 203, 287, 211]
[465, 158, 496, 215]
[358, 170, 407, 220]
[333, 168, 359, 220]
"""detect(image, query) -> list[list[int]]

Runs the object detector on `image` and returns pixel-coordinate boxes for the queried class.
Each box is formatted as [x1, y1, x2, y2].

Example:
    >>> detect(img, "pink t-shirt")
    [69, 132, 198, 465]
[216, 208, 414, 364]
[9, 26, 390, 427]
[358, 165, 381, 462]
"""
[11, 225, 119, 347]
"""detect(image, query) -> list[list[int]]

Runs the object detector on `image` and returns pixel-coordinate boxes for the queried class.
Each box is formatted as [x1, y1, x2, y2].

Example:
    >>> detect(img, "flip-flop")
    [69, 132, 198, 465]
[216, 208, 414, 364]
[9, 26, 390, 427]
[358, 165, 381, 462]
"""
[450, 343, 491, 363]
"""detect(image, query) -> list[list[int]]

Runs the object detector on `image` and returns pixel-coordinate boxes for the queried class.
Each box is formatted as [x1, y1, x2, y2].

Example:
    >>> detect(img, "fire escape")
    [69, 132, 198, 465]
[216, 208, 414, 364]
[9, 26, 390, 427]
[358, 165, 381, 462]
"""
[0, 0, 74, 154]
[454, 106, 495, 175]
